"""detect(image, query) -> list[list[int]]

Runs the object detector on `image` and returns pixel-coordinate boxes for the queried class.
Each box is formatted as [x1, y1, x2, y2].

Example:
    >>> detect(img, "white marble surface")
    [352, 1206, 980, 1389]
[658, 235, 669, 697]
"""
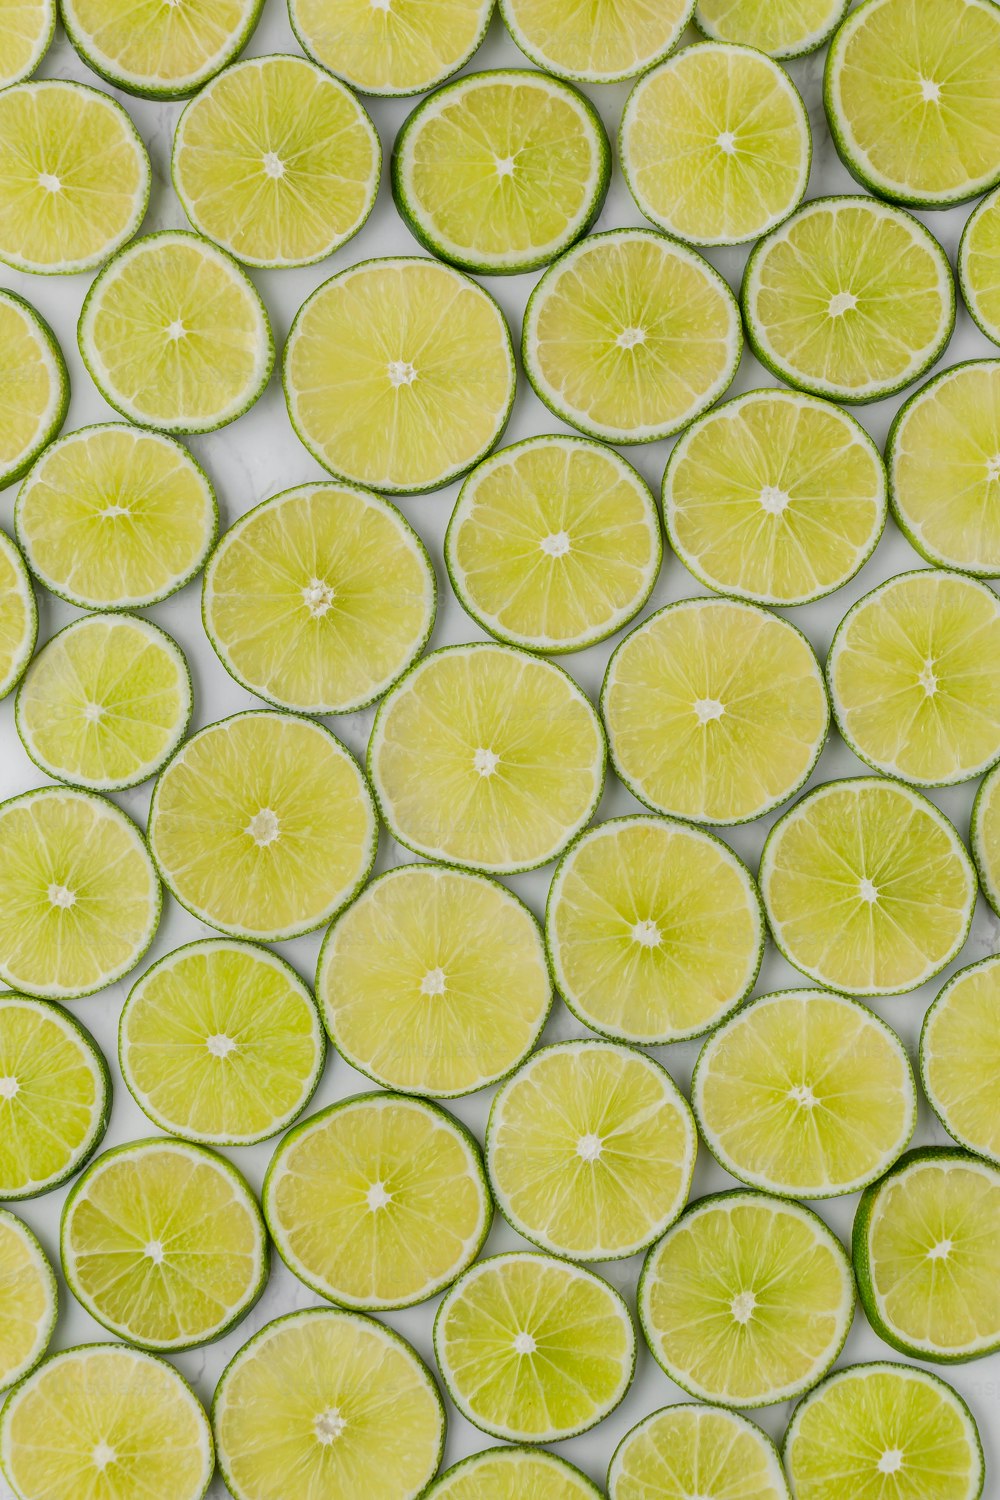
[2, 5, 999, 1495]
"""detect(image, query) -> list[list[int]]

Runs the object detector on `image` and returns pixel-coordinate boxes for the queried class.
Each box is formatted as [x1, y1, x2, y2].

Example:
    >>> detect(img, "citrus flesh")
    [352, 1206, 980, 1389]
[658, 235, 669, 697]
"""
[289, 0, 492, 95]
[0, 0, 53, 86]
[0, 291, 66, 489]
[960, 188, 1000, 345]
[0, 1211, 55, 1393]
[429, 1448, 602, 1499]
[921, 956, 1000, 1165]
[61, 0, 260, 97]
[609, 1404, 790, 1500]
[0, 530, 36, 701]
[695, 0, 847, 56]
[973, 760, 1000, 915]
[499, 0, 693, 82]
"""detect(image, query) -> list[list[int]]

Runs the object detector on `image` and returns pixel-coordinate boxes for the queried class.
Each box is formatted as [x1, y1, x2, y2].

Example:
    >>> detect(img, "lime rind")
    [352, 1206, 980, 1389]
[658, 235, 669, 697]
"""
[428, 1446, 603, 1498]
[694, 0, 848, 57]
[288, 0, 493, 97]
[608, 1402, 791, 1499]
[0, 530, 37, 702]
[920, 954, 1000, 1166]
[0, 290, 68, 489]
[971, 760, 1000, 917]
[61, 0, 263, 99]
[959, 188, 1000, 347]
[498, 0, 696, 83]
[0, 0, 56, 87]
[0, 1209, 57, 1393]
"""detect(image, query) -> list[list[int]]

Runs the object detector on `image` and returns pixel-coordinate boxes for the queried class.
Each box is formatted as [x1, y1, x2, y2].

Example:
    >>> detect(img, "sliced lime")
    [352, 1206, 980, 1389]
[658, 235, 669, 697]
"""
[960, 188, 1000, 346]
[972, 760, 1000, 915]
[921, 955, 1000, 1166]
[695, 0, 848, 56]
[289, 0, 492, 96]
[429, 1448, 602, 1499]
[500, 0, 694, 82]
[0, 0, 53, 85]
[0, 290, 67, 488]
[0, 1211, 56, 1394]
[61, 0, 262, 97]
[0, 530, 36, 702]
[609, 1404, 790, 1500]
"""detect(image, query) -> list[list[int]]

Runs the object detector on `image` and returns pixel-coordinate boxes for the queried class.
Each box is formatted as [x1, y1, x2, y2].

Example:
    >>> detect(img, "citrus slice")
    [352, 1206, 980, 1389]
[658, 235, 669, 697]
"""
[317, 862, 551, 1097]
[173, 54, 379, 269]
[601, 598, 828, 825]
[0, 530, 36, 702]
[639, 1191, 855, 1408]
[15, 614, 192, 792]
[434, 1252, 635, 1441]
[784, 1362, 984, 1500]
[284, 257, 515, 494]
[61, 0, 262, 98]
[429, 1448, 602, 1499]
[761, 777, 975, 996]
[0, 1211, 56, 1393]
[0, 80, 149, 275]
[609, 1404, 790, 1500]
[213, 1308, 445, 1500]
[487, 1039, 697, 1260]
[446, 435, 661, 653]
[972, 760, 1000, 915]
[61, 1137, 267, 1350]
[663, 388, 886, 606]
[825, 0, 1000, 207]
[368, 642, 605, 873]
[523, 228, 741, 444]
[148, 710, 376, 941]
[0, 0, 54, 86]
[499, 0, 694, 83]
[960, 188, 1000, 346]
[78, 231, 273, 434]
[289, 0, 492, 96]
[0, 1344, 214, 1500]
[742, 196, 955, 403]
[0, 291, 67, 489]
[692, 990, 916, 1199]
[695, 0, 848, 56]
[263, 1092, 491, 1310]
[0, 786, 160, 1000]
[393, 69, 610, 276]
[120, 938, 325, 1146]
[853, 1146, 1000, 1362]
[921, 956, 1000, 1166]
[203, 482, 435, 714]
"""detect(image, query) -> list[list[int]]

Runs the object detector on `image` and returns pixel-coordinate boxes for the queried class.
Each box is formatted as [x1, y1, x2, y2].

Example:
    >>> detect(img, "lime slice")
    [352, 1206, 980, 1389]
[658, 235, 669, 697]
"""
[79, 231, 273, 434]
[149, 710, 376, 941]
[213, 1308, 445, 1500]
[825, 0, 1000, 207]
[601, 598, 828, 825]
[263, 1092, 491, 1310]
[317, 862, 551, 1097]
[853, 1146, 1000, 1362]
[921, 956, 1000, 1166]
[0, 290, 67, 488]
[61, 1137, 267, 1350]
[393, 69, 609, 276]
[173, 54, 379, 269]
[368, 642, 605, 873]
[663, 388, 886, 606]
[973, 760, 1000, 915]
[0, 1344, 214, 1500]
[960, 188, 1000, 346]
[434, 1252, 635, 1441]
[120, 938, 325, 1146]
[609, 1404, 790, 1500]
[0, 0, 54, 86]
[639, 1191, 855, 1407]
[284, 257, 515, 494]
[499, 0, 694, 82]
[446, 435, 661, 653]
[0, 786, 160, 1000]
[429, 1448, 602, 1499]
[0, 1211, 55, 1393]
[784, 1361, 984, 1500]
[289, 0, 492, 96]
[693, 990, 916, 1198]
[203, 482, 435, 714]
[0, 530, 36, 702]
[761, 777, 975, 996]
[523, 228, 741, 444]
[61, 0, 261, 98]
[695, 0, 848, 56]
[487, 1039, 697, 1260]
[742, 196, 955, 404]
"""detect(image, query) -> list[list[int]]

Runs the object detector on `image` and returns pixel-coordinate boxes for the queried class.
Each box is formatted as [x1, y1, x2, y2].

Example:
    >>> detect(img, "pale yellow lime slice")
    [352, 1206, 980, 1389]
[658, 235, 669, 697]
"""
[610, 1404, 790, 1500]
[0, 530, 36, 702]
[0, 291, 66, 490]
[921, 955, 1000, 1165]
[289, 0, 492, 95]
[696, 0, 847, 56]
[0, 1211, 55, 1394]
[0, 0, 54, 86]
[500, 0, 694, 82]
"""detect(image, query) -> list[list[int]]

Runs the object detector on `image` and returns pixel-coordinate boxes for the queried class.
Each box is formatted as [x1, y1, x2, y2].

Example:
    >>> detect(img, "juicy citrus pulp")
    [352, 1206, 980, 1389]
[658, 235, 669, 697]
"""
[609, 1404, 790, 1500]
[289, 0, 492, 95]
[0, 0, 53, 86]
[921, 956, 1000, 1165]
[61, 0, 262, 96]
[428, 1448, 602, 1499]
[0, 530, 36, 701]
[695, 0, 847, 56]
[0, 1212, 55, 1393]
[0, 291, 66, 490]
[960, 187, 1000, 345]
[499, 0, 694, 82]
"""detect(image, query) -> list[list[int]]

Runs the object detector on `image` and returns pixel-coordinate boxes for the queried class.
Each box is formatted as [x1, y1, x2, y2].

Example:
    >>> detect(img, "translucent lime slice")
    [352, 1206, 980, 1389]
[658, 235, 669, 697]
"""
[0, 290, 67, 488]
[0, 1211, 55, 1395]
[429, 1448, 602, 1499]
[695, 0, 848, 56]
[921, 955, 1000, 1165]
[0, 530, 36, 701]
[610, 1404, 790, 1500]
[500, 0, 693, 82]
[960, 188, 1000, 346]
[61, 0, 261, 97]
[972, 760, 1000, 915]
[0, 0, 53, 85]
[289, 0, 492, 96]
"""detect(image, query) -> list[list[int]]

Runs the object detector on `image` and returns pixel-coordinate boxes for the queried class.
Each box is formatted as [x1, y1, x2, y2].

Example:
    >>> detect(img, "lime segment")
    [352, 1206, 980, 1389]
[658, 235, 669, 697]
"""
[0, 0, 53, 85]
[0, 530, 36, 702]
[0, 291, 67, 489]
[960, 188, 1000, 346]
[289, 0, 492, 96]
[610, 1404, 790, 1500]
[0, 1211, 56, 1393]
[695, 0, 847, 56]
[429, 1448, 602, 1499]
[61, 0, 262, 97]
[500, 0, 694, 82]
[921, 956, 1000, 1165]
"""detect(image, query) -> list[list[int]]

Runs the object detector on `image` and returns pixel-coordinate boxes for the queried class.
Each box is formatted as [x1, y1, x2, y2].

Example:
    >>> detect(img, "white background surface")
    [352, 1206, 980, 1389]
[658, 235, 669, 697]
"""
[1, 4, 999, 1495]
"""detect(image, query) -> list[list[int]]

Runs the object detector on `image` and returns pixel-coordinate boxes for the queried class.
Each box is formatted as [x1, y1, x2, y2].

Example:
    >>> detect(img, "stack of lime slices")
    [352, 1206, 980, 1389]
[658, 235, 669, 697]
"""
[0, 0, 53, 86]
[921, 956, 1000, 1165]
[0, 1211, 56, 1393]
[500, 0, 694, 82]
[289, 0, 493, 95]
[610, 1405, 790, 1500]
[0, 291, 66, 490]
[695, 0, 848, 56]
[0, 531, 36, 701]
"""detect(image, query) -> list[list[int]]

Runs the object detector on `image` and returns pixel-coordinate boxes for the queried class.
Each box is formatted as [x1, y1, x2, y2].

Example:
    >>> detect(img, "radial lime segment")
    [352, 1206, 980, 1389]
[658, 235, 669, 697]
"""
[446, 435, 661, 653]
[79, 231, 273, 434]
[369, 642, 605, 873]
[289, 0, 492, 96]
[149, 710, 376, 941]
[742, 196, 955, 403]
[120, 939, 325, 1146]
[0, 1211, 55, 1393]
[0, 0, 54, 86]
[284, 257, 515, 494]
[61, 0, 262, 97]
[263, 1093, 491, 1310]
[173, 55, 379, 269]
[0, 786, 160, 1000]
[639, 1191, 855, 1408]
[317, 863, 551, 1097]
[213, 1309, 445, 1500]
[921, 956, 1000, 1166]
[973, 761, 1000, 915]
[500, 0, 694, 82]
[434, 1252, 635, 1441]
[0, 291, 67, 489]
[429, 1448, 602, 1500]
[0, 531, 36, 702]
[663, 388, 886, 606]
[609, 1404, 790, 1500]
[203, 482, 435, 714]
[960, 188, 1000, 346]
[523, 228, 741, 444]
[695, 0, 847, 56]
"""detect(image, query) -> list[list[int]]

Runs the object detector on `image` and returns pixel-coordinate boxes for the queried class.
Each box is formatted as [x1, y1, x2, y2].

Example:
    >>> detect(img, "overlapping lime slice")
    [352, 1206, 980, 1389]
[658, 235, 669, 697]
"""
[0, 290, 67, 489]
[921, 956, 1000, 1166]
[695, 0, 848, 56]
[0, 531, 36, 702]
[0, 1212, 56, 1393]
[0, 0, 54, 86]
[61, 0, 262, 97]
[960, 188, 1000, 346]
[289, 0, 492, 95]
[610, 1404, 790, 1500]
[500, 0, 694, 82]
[429, 1448, 602, 1499]
[972, 760, 1000, 916]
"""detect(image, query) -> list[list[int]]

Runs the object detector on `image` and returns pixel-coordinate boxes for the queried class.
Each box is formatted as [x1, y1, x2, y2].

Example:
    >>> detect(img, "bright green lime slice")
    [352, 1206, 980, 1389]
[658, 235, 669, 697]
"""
[695, 0, 847, 56]
[960, 188, 1000, 346]
[973, 760, 1000, 916]
[921, 956, 1000, 1165]
[0, 530, 36, 702]
[500, 0, 694, 82]
[0, 0, 53, 85]
[610, 1404, 790, 1500]
[429, 1448, 602, 1499]
[0, 290, 66, 489]
[0, 1211, 56, 1394]
[61, 0, 261, 97]
[289, 0, 492, 96]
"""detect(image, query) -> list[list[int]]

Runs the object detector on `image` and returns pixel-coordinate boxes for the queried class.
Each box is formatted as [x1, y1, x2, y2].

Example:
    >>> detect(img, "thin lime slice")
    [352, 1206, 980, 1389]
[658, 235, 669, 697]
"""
[500, 0, 694, 82]
[0, 291, 67, 488]
[120, 938, 325, 1146]
[149, 710, 376, 941]
[61, 0, 261, 98]
[639, 1191, 855, 1408]
[368, 642, 605, 874]
[487, 1039, 697, 1260]
[663, 388, 886, 606]
[213, 1308, 445, 1500]
[0, 0, 54, 85]
[523, 228, 741, 444]
[921, 956, 1000, 1166]
[610, 1404, 790, 1500]
[61, 1137, 268, 1351]
[317, 863, 551, 1098]
[695, 0, 847, 56]
[853, 1146, 1000, 1362]
[79, 231, 273, 434]
[289, 0, 492, 96]
[263, 1092, 491, 1311]
[429, 1448, 602, 1499]
[693, 989, 916, 1198]
[446, 435, 661, 653]
[742, 196, 955, 404]
[0, 786, 160, 1000]
[284, 257, 515, 494]
[393, 69, 609, 276]
[0, 531, 36, 701]
[203, 482, 435, 714]
[173, 55, 379, 269]
[960, 188, 1000, 346]
[434, 1252, 635, 1442]
[0, 1211, 56, 1394]
[825, 0, 1000, 207]
[972, 760, 1000, 915]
